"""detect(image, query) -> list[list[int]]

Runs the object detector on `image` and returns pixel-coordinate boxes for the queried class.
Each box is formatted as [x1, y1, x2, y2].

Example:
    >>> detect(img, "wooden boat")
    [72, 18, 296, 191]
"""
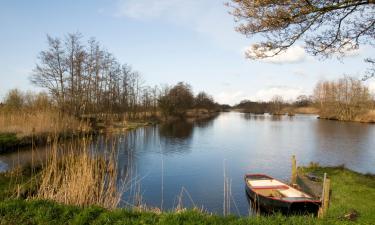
[245, 174, 321, 214]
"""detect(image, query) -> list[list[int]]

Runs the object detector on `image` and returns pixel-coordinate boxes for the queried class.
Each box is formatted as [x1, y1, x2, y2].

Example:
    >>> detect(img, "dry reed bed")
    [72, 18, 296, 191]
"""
[354, 109, 375, 123]
[0, 110, 89, 137]
[34, 138, 125, 209]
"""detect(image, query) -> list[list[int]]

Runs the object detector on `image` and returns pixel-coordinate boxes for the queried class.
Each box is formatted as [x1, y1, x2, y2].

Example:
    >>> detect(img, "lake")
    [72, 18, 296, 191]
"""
[1, 112, 374, 215]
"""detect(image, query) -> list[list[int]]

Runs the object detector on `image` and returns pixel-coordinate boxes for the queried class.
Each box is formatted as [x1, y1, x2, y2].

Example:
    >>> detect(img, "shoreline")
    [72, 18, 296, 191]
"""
[1, 165, 374, 224]
[234, 107, 375, 124]
[0, 110, 220, 154]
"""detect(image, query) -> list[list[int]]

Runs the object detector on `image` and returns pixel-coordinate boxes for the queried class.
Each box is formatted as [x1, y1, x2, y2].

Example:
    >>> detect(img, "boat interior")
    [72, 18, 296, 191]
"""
[246, 178, 312, 199]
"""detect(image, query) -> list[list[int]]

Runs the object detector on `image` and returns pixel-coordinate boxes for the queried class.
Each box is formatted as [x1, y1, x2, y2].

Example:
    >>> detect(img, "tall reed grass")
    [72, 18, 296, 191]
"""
[0, 109, 88, 137]
[34, 137, 124, 209]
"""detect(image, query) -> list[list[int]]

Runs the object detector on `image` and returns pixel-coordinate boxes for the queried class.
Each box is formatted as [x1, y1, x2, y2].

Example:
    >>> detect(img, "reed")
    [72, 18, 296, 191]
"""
[0, 109, 87, 137]
[34, 137, 125, 209]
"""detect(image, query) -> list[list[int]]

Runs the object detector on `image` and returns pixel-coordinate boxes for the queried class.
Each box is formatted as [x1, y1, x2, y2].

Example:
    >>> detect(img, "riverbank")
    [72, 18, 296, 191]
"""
[233, 106, 320, 115]
[0, 109, 220, 154]
[318, 109, 375, 123]
[0, 166, 374, 224]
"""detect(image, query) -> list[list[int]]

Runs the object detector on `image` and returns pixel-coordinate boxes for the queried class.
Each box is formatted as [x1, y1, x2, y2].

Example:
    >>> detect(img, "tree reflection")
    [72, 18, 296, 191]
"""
[159, 120, 194, 139]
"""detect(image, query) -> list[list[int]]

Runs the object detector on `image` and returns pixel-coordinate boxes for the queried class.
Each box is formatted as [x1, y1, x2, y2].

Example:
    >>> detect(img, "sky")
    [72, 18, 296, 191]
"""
[0, 0, 374, 105]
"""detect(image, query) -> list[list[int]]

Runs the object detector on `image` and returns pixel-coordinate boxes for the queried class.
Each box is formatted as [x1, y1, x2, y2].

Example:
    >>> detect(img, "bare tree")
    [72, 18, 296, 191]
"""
[270, 95, 284, 115]
[313, 77, 373, 120]
[158, 82, 194, 118]
[31, 35, 67, 109]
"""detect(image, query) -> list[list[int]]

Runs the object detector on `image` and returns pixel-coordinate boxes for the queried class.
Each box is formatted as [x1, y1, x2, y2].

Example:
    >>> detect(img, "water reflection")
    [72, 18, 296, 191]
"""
[159, 121, 194, 140]
[241, 113, 266, 121]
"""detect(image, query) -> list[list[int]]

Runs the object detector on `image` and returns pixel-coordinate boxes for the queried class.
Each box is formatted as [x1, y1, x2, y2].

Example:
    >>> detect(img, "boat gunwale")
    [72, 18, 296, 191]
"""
[244, 173, 321, 204]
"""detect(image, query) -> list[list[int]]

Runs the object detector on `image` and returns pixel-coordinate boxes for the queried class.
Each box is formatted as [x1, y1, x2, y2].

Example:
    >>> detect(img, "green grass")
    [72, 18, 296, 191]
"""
[300, 166, 375, 224]
[0, 133, 19, 150]
[0, 166, 374, 224]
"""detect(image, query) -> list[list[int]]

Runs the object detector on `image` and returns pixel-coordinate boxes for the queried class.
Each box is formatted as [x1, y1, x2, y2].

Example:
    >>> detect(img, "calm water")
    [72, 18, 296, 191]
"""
[1, 112, 375, 215]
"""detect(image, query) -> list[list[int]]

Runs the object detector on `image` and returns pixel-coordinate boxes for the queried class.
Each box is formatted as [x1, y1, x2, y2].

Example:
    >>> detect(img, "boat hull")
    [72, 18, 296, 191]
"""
[245, 174, 320, 215]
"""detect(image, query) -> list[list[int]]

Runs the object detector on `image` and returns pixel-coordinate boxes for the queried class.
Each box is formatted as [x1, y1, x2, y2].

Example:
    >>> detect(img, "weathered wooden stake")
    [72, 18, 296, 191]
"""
[291, 155, 297, 184]
[318, 173, 331, 218]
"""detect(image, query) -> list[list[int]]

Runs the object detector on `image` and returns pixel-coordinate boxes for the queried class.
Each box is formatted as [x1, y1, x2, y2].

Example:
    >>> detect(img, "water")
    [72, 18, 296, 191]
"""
[1, 112, 375, 215]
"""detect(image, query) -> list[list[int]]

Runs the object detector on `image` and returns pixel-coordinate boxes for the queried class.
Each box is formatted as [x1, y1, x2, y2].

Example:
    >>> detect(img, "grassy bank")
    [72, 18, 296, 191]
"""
[299, 166, 375, 223]
[1, 166, 374, 224]
[319, 109, 375, 123]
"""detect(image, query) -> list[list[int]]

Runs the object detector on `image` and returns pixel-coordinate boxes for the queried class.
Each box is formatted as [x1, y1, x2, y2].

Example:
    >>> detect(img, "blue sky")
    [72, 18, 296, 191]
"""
[1, 0, 374, 105]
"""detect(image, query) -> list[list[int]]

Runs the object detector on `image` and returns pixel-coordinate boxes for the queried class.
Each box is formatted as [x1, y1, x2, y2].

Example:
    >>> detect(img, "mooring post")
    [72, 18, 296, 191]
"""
[318, 173, 331, 218]
[291, 155, 297, 184]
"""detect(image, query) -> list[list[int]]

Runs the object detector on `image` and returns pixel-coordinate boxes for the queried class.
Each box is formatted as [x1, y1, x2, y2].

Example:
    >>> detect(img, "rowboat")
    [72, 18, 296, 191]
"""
[245, 174, 321, 214]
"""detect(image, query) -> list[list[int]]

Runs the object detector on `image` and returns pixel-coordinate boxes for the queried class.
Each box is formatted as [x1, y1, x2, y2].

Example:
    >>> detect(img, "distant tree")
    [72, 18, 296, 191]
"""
[295, 95, 313, 107]
[227, 0, 375, 77]
[235, 100, 269, 114]
[3, 89, 24, 110]
[313, 77, 373, 120]
[158, 82, 194, 117]
[194, 92, 215, 109]
[270, 95, 284, 115]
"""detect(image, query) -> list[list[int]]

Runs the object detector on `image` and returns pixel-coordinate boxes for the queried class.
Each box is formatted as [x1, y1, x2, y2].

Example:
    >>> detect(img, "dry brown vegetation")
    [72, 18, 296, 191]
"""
[0, 89, 89, 138]
[0, 110, 87, 138]
[34, 138, 124, 209]
[291, 107, 320, 115]
[314, 77, 375, 122]
[354, 109, 375, 123]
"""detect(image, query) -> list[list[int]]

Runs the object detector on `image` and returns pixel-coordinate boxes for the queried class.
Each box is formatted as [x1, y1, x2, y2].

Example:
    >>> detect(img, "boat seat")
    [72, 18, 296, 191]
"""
[253, 189, 284, 198]
[247, 179, 284, 187]
[279, 188, 311, 198]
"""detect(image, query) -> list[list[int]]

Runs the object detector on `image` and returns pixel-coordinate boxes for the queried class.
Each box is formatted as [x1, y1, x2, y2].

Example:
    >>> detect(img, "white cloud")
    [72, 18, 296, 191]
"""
[214, 86, 307, 105]
[215, 91, 250, 105]
[253, 86, 306, 102]
[244, 45, 307, 64]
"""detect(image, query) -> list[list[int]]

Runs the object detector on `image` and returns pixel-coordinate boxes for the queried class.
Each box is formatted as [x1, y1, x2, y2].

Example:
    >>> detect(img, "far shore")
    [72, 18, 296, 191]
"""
[234, 106, 375, 123]
[0, 109, 220, 154]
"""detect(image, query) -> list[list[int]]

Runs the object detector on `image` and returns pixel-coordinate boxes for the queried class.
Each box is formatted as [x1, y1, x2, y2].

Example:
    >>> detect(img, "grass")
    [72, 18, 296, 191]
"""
[0, 199, 321, 225]
[299, 166, 375, 224]
[1, 166, 374, 224]
[0, 133, 18, 148]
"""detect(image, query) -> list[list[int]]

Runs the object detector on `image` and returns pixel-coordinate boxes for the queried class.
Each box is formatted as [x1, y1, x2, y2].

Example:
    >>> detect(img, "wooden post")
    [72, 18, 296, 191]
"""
[318, 173, 331, 218]
[291, 155, 297, 184]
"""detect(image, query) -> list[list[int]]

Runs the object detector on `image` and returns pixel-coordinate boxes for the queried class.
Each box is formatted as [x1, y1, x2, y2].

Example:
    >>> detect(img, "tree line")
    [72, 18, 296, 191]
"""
[235, 77, 374, 120]
[27, 33, 222, 118]
[314, 77, 374, 121]
[234, 95, 313, 115]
